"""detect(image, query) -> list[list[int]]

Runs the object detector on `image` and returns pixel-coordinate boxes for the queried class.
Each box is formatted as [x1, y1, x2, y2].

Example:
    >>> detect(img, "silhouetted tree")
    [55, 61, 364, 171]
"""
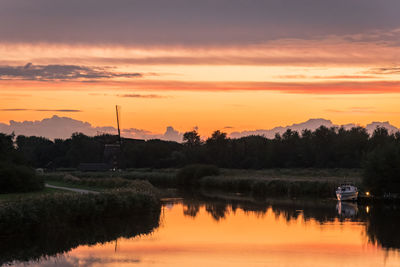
[183, 130, 201, 147]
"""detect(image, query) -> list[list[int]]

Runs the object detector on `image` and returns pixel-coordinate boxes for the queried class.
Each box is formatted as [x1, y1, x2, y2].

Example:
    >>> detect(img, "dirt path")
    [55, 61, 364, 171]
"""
[45, 184, 99, 194]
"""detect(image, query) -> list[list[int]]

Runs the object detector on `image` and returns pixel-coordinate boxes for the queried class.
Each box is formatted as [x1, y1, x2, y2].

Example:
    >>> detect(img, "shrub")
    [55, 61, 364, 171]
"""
[0, 162, 44, 193]
[177, 164, 220, 186]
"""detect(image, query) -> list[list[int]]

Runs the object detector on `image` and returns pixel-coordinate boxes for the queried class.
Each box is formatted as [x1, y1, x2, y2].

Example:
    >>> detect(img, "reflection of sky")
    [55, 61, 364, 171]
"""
[15, 202, 400, 267]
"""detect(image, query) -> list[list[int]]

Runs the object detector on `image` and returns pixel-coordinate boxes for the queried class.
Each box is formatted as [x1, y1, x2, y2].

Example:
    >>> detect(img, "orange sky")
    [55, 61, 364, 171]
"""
[1, 41, 400, 136]
[1, 1, 400, 137]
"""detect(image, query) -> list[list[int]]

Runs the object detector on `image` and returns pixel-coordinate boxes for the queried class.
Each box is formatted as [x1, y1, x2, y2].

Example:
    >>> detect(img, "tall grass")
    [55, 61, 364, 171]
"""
[177, 164, 220, 186]
[45, 173, 157, 192]
[0, 188, 160, 236]
[201, 176, 337, 198]
[44, 169, 178, 187]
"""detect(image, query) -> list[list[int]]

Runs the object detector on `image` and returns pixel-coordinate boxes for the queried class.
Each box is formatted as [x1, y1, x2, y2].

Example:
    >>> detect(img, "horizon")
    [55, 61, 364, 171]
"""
[1, 115, 398, 141]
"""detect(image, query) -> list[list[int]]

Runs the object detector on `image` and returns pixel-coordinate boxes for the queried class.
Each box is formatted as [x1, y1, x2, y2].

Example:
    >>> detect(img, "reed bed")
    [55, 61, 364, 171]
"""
[0, 195, 160, 265]
[200, 176, 339, 198]
[45, 173, 157, 192]
[43, 169, 178, 187]
[0, 188, 160, 236]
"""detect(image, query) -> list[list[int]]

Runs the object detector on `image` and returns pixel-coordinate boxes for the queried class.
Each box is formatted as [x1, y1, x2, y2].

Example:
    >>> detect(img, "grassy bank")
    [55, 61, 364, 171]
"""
[199, 168, 361, 198]
[0, 187, 160, 235]
[44, 173, 156, 191]
[0, 187, 65, 203]
[0, 197, 160, 265]
[41, 167, 361, 198]
[45, 169, 178, 187]
[201, 176, 337, 198]
[0, 171, 162, 264]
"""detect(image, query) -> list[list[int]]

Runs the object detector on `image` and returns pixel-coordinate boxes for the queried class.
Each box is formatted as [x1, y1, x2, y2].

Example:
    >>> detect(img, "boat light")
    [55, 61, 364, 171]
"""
[366, 191, 370, 196]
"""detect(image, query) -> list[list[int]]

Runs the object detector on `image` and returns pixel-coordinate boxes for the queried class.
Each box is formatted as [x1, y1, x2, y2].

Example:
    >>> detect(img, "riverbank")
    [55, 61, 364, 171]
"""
[40, 168, 362, 199]
[0, 190, 161, 265]
[0, 173, 163, 265]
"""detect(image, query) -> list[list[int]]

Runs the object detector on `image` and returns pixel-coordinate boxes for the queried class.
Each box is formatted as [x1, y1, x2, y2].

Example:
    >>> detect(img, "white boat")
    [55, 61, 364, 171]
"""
[336, 184, 358, 201]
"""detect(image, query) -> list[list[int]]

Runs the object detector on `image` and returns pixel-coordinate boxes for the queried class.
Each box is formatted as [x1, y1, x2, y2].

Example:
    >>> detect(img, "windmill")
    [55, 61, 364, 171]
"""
[116, 105, 122, 148]
[102, 105, 123, 170]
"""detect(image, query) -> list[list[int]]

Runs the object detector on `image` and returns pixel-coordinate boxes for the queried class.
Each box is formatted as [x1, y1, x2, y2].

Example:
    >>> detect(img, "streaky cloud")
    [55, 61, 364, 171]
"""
[117, 94, 166, 98]
[0, 108, 82, 112]
[0, 63, 142, 81]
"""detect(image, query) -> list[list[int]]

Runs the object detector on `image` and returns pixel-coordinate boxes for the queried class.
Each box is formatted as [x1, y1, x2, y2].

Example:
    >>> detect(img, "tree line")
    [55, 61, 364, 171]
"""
[3, 126, 399, 169]
[2, 125, 400, 194]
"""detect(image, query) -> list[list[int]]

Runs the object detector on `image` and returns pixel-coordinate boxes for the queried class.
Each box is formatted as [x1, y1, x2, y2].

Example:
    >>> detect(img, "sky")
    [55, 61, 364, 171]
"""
[1, 0, 400, 138]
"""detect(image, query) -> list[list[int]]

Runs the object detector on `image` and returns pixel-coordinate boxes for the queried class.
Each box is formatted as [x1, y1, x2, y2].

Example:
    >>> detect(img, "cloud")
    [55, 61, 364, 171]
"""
[0, 115, 183, 141]
[117, 94, 166, 98]
[106, 80, 400, 94]
[1, 0, 400, 45]
[123, 126, 183, 142]
[325, 107, 400, 115]
[1, 116, 398, 141]
[5, 38, 400, 68]
[0, 63, 142, 81]
[367, 67, 400, 75]
[229, 118, 399, 139]
[0, 108, 82, 112]
[3, 77, 400, 94]
[325, 107, 375, 114]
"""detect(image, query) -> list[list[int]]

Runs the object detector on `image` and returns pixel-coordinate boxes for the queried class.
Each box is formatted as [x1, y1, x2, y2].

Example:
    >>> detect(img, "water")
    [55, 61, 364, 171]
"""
[4, 195, 400, 267]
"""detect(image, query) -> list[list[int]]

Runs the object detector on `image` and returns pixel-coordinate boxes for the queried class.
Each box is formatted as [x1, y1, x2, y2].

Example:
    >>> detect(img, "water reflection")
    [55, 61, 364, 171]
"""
[3, 194, 400, 266]
[366, 204, 400, 250]
[0, 211, 160, 266]
[336, 202, 358, 218]
[178, 193, 400, 252]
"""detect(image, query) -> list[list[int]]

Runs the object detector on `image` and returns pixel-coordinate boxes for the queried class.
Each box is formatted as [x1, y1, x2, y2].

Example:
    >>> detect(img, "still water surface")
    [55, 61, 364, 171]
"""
[8, 197, 400, 267]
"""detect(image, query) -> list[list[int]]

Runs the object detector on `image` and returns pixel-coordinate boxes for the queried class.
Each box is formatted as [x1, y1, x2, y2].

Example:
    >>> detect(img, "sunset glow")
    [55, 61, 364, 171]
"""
[1, 0, 400, 138]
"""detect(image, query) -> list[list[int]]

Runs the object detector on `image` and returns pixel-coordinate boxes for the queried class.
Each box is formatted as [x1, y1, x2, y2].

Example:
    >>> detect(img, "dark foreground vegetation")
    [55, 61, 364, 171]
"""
[0, 133, 43, 193]
[0, 187, 160, 265]
[0, 181, 161, 265]
[0, 186, 160, 235]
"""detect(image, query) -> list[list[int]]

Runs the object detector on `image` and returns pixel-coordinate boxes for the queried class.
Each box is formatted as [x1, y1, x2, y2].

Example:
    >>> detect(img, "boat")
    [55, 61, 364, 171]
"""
[336, 184, 358, 201]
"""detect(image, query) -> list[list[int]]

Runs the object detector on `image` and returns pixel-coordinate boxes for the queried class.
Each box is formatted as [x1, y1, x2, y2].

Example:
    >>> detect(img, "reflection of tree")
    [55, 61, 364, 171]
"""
[205, 203, 229, 221]
[181, 193, 400, 251]
[0, 210, 161, 265]
[183, 203, 200, 218]
[270, 200, 339, 223]
[366, 205, 400, 250]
